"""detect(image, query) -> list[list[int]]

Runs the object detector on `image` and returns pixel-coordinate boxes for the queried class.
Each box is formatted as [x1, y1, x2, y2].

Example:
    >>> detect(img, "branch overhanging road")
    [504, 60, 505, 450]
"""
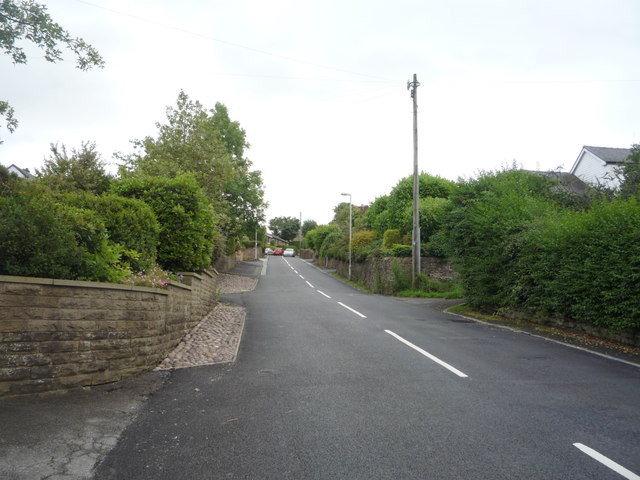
[95, 256, 640, 480]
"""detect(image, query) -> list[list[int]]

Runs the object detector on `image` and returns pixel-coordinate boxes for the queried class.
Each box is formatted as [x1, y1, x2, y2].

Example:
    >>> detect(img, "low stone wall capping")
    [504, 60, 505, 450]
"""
[0, 271, 218, 397]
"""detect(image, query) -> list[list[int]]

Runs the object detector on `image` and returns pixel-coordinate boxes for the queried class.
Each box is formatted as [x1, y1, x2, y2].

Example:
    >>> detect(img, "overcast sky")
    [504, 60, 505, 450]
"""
[2, 0, 639, 225]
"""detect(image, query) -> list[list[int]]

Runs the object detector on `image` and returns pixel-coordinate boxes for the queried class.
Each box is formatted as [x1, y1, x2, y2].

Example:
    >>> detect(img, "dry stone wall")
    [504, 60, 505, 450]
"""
[0, 271, 219, 397]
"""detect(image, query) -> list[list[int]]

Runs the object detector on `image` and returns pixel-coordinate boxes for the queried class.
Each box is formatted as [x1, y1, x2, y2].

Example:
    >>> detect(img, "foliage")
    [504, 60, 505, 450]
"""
[515, 199, 640, 330]
[319, 230, 344, 260]
[111, 174, 216, 272]
[0, 164, 25, 197]
[330, 201, 361, 234]
[401, 197, 451, 241]
[351, 229, 378, 261]
[305, 224, 341, 253]
[61, 191, 159, 272]
[0, 0, 103, 141]
[390, 244, 412, 257]
[122, 265, 180, 289]
[302, 219, 318, 237]
[0, 192, 129, 282]
[269, 216, 300, 242]
[382, 229, 402, 249]
[36, 141, 112, 194]
[616, 144, 640, 200]
[391, 260, 411, 292]
[117, 90, 265, 244]
[442, 169, 558, 308]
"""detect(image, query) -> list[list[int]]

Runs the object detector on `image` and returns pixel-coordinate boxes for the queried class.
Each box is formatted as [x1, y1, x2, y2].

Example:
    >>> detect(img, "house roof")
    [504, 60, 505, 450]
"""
[583, 146, 631, 165]
[7, 164, 36, 178]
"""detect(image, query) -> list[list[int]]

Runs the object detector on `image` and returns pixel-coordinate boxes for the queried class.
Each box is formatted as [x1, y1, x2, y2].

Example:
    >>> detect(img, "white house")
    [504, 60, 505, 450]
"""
[569, 146, 631, 189]
[6, 164, 35, 179]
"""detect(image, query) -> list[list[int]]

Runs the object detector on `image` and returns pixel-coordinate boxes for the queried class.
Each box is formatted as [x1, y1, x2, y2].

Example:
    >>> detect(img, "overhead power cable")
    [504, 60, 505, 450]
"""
[72, 0, 396, 83]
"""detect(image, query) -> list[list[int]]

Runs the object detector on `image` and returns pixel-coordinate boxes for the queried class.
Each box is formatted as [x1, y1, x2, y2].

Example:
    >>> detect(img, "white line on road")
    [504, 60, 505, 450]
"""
[573, 443, 640, 480]
[317, 290, 331, 299]
[299, 275, 305, 280]
[385, 330, 468, 378]
[306, 281, 314, 288]
[338, 302, 367, 318]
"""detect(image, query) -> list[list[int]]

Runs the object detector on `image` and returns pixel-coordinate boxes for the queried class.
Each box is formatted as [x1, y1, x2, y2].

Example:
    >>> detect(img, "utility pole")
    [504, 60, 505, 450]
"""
[407, 73, 421, 287]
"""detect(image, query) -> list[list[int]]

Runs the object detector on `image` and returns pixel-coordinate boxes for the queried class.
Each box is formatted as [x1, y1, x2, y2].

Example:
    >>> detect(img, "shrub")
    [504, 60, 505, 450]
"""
[62, 192, 159, 272]
[390, 244, 412, 257]
[391, 260, 411, 292]
[305, 224, 341, 253]
[516, 199, 640, 331]
[382, 229, 402, 249]
[0, 193, 130, 282]
[442, 169, 558, 308]
[111, 174, 217, 271]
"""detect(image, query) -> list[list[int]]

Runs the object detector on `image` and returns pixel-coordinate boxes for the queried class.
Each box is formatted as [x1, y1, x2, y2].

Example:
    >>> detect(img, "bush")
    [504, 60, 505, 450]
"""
[390, 244, 412, 257]
[442, 169, 558, 308]
[382, 229, 402, 249]
[391, 260, 411, 292]
[0, 193, 130, 282]
[111, 174, 217, 271]
[62, 192, 159, 272]
[516, 199, 640, 331]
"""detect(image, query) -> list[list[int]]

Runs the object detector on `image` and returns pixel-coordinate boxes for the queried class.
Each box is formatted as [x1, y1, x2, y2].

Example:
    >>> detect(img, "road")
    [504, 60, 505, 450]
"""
[95, 256, 640, 479]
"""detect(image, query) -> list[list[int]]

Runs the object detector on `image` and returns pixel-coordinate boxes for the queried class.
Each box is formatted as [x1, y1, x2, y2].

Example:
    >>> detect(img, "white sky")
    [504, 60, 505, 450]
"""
[1, 0, 639, 225]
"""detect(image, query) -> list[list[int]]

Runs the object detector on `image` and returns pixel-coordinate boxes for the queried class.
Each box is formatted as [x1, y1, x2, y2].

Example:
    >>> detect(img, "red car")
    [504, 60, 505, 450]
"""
[273, 248, 284, 255]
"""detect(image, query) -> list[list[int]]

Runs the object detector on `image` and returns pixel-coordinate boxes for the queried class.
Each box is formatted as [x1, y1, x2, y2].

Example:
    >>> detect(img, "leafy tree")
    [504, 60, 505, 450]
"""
[269, 216, 300, 242]
[330, 202, 362, 234]
[36, 141, 112, 194]
[302, 219, 318, 237]
[305, 224, 341, 253]
[119, 91, 265, 244]
[0, 0, 104, 141]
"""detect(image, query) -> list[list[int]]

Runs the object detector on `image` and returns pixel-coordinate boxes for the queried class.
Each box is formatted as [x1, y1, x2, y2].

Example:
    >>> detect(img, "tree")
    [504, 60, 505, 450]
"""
[302, 219, 318, 237]
[37, 141, 112, 194]
[119, 90, 265, 245]
[0, 0, 104, 141]
[330, 202, 362, 234]
[269, 216, 300, 242]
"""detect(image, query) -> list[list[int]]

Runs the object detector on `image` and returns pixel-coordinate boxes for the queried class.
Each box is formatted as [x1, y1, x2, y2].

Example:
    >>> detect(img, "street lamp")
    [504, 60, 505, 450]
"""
[341, 192, 352, 281]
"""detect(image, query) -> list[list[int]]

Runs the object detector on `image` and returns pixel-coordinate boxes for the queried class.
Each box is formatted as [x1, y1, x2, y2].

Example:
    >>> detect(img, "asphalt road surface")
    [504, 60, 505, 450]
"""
[95, 256, 640, 479]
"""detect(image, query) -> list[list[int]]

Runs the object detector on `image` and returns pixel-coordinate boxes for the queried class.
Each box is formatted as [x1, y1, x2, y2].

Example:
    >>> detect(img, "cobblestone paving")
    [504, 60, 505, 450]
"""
[156, 273, 258, 370]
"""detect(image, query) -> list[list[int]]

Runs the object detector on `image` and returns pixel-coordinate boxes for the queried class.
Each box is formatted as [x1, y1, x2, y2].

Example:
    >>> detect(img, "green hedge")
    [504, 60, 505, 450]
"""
[515, 199, 640, 330]
[111, 174, 217, 271]
[0, 193, 129, 282]
[62, 192, 159, 272]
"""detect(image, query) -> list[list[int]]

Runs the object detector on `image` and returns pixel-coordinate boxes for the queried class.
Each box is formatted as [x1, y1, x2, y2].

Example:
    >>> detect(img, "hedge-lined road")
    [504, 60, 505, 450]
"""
[95, 257, 640, 479]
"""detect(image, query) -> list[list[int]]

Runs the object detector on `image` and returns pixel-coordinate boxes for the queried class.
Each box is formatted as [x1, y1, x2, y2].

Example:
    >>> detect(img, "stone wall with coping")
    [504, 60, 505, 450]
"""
[0, 270, 219, 397]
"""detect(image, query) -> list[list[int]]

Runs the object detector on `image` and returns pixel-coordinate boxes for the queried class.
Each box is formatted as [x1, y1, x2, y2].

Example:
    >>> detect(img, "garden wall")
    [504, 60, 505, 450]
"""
[0, 270, 218, 397]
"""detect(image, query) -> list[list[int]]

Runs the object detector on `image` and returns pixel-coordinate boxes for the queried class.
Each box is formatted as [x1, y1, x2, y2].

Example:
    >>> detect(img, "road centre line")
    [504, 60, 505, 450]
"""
[385, 330, 468, 378]
[317, 290, 331, 299]
[338, 302, 367, 318]
[306, 281, 314, 288]
[573, 443, 640, 480]
[299, 274, 305, 279]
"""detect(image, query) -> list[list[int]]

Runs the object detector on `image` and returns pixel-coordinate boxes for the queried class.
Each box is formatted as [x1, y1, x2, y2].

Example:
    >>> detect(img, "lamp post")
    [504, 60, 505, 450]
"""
[341, 192, 352, 281]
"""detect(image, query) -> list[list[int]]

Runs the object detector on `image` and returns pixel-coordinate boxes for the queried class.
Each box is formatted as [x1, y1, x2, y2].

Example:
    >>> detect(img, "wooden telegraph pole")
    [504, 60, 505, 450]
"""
[407, 74, 420, 287]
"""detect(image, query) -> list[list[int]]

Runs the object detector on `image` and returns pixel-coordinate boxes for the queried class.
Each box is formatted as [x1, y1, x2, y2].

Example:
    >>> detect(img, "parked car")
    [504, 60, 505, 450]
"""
[265, 248, 274, 255]
[283, 248, 296, 257]
[273, 248, 284, 255]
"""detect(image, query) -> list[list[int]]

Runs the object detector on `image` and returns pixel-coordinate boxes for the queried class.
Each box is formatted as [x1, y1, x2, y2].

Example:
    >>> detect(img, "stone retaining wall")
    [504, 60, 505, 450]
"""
[317, 256, 456, 294]
[0, 271, 219, 397]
